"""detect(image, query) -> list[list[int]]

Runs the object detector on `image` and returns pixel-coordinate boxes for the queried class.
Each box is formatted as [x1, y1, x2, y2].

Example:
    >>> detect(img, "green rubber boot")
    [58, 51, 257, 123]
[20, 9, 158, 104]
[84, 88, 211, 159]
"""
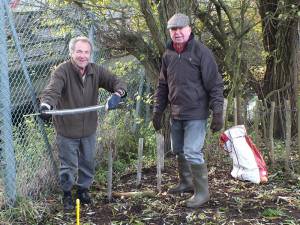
[185, 163, 210, 208]
[168, 154, 193, 194]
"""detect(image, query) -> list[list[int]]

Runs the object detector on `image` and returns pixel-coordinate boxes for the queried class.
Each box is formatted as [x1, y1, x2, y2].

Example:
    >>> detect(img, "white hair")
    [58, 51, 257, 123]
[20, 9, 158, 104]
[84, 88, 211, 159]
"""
[68, 36, 93, 56]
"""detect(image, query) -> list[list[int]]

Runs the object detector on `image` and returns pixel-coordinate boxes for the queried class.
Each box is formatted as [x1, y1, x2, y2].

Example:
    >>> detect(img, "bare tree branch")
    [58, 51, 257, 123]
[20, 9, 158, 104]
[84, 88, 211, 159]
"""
[138, 0, 165, 56]
[192, 1, 229, 49]
[216, 0, 238, 36]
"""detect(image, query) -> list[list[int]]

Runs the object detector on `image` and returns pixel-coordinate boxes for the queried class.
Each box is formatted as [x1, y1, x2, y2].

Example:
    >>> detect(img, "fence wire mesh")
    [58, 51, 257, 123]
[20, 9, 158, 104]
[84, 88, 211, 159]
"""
[0, 1, 145, 206]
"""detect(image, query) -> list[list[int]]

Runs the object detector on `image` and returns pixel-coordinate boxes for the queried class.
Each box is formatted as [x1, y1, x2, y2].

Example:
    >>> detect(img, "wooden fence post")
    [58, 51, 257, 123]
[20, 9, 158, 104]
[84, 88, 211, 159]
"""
[156, 133, 164, 170]
[254, 100, 261, 145]
[259, 100, 267, 141]
[234, 97, 238, 126]
[156, 132, 164, 192]
[269, 101, 275, 165]
[284, 100, 292, 174]
[136, 138, 144, 186]
[223, 98, 228, 129]
[107, 147, 113, 202]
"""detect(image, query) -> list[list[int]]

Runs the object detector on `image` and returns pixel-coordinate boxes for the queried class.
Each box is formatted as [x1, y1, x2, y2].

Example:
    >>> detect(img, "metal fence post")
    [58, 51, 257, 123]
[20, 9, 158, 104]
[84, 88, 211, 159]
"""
[4, 0, 58, 177]
[0, 0, 17, 206]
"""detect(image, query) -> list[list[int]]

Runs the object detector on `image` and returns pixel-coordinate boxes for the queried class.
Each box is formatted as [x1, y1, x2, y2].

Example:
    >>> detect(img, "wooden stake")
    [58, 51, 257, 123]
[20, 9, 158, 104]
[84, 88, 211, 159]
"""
[269, 101, 275, 165]
[284, 99, 291, 174]
[136, 138, 144, 186]
[107, 148, 113, 202]
[112, 191, 156, 198]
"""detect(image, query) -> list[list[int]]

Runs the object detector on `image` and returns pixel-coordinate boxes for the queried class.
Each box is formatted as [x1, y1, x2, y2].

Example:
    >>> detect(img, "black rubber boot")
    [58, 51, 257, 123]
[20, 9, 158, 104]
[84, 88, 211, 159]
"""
[77, 188, 91, 204]
[185, 163, 210, 208]
[168, 154, 193, 194]
[63, 191, 74, 211]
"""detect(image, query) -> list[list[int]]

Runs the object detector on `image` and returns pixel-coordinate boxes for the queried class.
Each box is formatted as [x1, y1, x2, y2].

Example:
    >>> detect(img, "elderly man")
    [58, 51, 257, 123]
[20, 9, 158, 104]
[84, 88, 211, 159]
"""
[152, 13, 224, 208]
[39, 36, 126, 210]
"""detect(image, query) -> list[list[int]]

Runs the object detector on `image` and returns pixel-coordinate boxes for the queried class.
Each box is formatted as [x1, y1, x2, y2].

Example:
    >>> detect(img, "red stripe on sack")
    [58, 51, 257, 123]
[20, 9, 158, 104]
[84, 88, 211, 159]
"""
[220, 133, 229, 143]
[219, 133, 230, 150]
[245, 136, 268, 183]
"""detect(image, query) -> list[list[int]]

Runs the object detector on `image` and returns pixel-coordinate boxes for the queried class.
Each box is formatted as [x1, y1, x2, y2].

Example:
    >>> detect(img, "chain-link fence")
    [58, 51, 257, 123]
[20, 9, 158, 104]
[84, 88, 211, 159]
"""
[0, 0, 147, 207]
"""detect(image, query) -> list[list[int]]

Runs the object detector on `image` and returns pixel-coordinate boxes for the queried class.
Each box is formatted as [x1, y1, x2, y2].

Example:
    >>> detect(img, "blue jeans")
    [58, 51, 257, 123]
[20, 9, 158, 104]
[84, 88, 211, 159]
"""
[170, 119, 207, 164]
[56, 133, 96, 192]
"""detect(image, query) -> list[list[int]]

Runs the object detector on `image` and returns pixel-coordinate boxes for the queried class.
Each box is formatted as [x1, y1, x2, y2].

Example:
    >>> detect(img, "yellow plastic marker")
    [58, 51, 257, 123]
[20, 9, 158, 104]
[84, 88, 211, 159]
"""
[76, 198, 80, 225]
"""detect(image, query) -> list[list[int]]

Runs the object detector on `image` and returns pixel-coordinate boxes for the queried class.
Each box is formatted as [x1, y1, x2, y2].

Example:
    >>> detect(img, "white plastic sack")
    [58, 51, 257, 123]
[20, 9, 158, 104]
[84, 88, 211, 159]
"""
[220, 125, 268, 184]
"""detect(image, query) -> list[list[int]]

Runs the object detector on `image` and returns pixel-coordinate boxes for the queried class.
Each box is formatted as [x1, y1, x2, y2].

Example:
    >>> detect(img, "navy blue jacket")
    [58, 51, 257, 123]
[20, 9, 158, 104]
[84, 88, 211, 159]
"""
[154, 35, 224, 120]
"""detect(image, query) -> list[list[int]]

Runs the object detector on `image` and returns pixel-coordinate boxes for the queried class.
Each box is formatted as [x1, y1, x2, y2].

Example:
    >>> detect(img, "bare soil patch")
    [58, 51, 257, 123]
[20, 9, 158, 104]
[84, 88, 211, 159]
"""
[45, 157, 300, 225]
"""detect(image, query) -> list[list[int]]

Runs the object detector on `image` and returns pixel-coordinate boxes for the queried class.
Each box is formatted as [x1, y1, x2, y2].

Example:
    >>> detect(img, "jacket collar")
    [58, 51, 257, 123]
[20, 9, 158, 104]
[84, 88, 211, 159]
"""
[69, 59, 94, 76]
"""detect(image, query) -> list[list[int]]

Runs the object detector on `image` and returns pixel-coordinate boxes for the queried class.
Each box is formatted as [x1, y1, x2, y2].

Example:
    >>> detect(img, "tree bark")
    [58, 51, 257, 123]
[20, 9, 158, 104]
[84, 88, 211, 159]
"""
[297, 19, 300, 168]
[258, 0, 300, 137]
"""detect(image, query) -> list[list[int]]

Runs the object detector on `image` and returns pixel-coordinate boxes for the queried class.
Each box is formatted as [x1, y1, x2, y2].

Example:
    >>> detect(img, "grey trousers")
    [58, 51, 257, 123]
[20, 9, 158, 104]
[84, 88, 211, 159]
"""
[56, 133, 96, 192]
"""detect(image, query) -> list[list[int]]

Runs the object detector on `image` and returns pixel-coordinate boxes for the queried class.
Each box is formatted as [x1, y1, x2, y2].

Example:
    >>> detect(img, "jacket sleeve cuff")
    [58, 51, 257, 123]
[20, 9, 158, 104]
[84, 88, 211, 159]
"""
[40, 102, 52, 110]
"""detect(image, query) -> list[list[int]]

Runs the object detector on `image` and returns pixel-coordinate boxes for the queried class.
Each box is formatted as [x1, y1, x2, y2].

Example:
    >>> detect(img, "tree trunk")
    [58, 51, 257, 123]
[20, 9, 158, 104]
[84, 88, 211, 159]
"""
[259, 0, 300, 137]
[295, 18, 300, 167]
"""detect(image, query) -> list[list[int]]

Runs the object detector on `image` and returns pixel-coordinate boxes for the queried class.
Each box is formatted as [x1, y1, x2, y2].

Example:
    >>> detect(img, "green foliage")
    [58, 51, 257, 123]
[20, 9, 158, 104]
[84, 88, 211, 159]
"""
[109, 60, 139, 77]
[94, 168, 107, 185]
[261, 208, 286, 218]
[100, 56, 156, 163]
[96, 96, 157, 184]
[13, 118, 55, 165]
[12, 118, 56, 196]
[273, 140, 288, 161]
[0, 197, 51, 225]
[138, 123, 156, 157]
[101, 110, 137, 161]
[100, 108, 156, 163]
[94, 53, 157, 186]
[14, 119, 48, 155]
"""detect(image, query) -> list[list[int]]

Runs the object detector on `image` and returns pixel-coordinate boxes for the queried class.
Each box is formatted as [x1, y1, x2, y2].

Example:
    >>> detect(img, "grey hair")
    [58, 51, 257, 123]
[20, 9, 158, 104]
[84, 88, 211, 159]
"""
[69, 36, 93, 56]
